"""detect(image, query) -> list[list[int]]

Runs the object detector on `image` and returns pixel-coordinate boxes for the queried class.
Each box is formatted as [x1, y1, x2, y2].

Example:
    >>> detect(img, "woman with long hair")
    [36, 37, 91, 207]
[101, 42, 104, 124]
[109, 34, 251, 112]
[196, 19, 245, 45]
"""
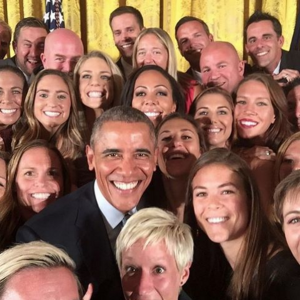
[0, 140, 71, 251]
[187, 148, 300, 300]
[12, 69, 84, 162]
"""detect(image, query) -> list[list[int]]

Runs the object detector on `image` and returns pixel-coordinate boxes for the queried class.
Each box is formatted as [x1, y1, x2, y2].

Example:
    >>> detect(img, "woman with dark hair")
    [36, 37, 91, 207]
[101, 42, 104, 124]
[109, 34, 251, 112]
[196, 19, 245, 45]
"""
[189, 87, 235, 149]
[234, 73, 292, 216]
[234, 73, 292, 154]
[149, 112, 206, 221]
[187, 148, 300, 300]
[121, 65, 185, 127]
[0, 140, 71, 251]
[0, 66, 28, 152]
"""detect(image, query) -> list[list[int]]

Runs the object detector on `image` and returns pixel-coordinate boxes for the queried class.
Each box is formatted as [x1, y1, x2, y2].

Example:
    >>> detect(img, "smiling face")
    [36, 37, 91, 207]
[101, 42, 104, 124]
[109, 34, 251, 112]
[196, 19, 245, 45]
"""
[136, 34, 169, 70]
[279, 140, 300, 181]
[15, 147, 64, 220]
[120, 239, 189, 300]
[14, 27, 47, 76]
[78, 57, 114, 111]
[282, 189, 300, 264]
[0, 71, 24, 127]
[194, 93, 233, 149]
[132, 70, 176, 127]
[192, 163, 248, 250]
[246, 20, 283, 73]
[86, 121, 157, 213]
[176, 20, 213, 68]
[111, 13, 143, 60]
[235, 80, 275, 141]
[158, 118, 201, 178]
[33, 74, 71, 134]
[200, 42, 244, 93]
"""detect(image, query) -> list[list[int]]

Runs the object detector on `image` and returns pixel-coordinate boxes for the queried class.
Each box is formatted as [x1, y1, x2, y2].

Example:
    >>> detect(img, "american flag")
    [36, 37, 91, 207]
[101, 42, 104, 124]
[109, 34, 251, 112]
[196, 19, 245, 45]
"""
[43, 0, 65, 32]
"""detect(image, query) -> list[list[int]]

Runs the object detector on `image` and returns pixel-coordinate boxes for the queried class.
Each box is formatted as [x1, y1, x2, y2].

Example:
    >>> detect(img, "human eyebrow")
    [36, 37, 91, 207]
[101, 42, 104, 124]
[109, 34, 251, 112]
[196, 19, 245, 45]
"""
[218, 182, 238, 189]
[135, 148, 151, 155]
[102, 149, 121, 155]
[284, 210, 300, 219]
[37, 89, 50, 93]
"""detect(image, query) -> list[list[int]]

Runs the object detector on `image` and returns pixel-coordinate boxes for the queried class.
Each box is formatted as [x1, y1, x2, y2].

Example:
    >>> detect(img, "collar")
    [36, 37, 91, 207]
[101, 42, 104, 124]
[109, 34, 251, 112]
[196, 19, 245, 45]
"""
[93, 181, 137, 229]
[191, 68, 202, 83]
[272, 59, 281, 75]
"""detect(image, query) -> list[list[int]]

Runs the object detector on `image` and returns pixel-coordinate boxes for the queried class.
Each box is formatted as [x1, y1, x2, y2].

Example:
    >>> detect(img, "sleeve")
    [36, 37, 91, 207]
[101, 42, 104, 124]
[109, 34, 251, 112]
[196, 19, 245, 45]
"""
[16, 225, 42, 243]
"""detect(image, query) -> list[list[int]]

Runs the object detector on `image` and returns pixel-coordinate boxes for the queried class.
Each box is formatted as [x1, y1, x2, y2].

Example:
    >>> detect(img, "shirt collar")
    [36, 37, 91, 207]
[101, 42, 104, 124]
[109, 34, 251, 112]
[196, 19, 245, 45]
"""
[272, 59, 281, 75]
[93, 181, 137, 229]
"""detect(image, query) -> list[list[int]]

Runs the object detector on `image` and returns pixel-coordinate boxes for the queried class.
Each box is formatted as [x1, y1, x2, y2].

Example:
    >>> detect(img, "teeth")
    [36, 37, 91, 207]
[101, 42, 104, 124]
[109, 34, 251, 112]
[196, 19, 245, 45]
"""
[113, 181, 139, 190]
[240, 120, 258, 126]
[144, 112, 160, 117]
[88, 91, 103, 98]
[27, 59, 38, 64]
[207, 217, 228, 224]
[0, 109, 17, 114]
[169, 153, 185, 159]
[121, 43, 133, 49]
[31, 193, 51, 200]
[256, 51, 268, 57]
[207, 128, 221, 133]
[44, 111, 61, 117]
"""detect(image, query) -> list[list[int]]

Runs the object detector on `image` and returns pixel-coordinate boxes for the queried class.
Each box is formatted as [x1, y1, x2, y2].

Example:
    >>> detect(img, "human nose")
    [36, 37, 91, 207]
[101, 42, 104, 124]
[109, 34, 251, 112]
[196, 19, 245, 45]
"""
[29, 45, 39, 58]
[119, 156, 136, 177]
[61, 60, 73, 74]
[136, 271, 153, 296]
[210, 69, 220, 80]
[143, 52, 154, 65]
[33, 173, 48, 187]
[207, 195, 222, 209]
[0, 92, 12, 104]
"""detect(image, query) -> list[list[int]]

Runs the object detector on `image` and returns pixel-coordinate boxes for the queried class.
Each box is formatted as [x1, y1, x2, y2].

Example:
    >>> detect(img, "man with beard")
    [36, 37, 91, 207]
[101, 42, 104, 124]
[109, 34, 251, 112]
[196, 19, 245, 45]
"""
[175, 16, 213, 83]
[110, 6, 144, 80]
[0, 17, 48, 82]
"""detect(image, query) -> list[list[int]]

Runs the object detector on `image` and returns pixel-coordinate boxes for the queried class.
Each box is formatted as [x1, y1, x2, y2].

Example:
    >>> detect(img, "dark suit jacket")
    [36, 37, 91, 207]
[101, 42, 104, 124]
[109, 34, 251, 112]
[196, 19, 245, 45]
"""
[116, 57, 126, 81]
[16, 182, 124, 300]
[280, 49, 300, 72]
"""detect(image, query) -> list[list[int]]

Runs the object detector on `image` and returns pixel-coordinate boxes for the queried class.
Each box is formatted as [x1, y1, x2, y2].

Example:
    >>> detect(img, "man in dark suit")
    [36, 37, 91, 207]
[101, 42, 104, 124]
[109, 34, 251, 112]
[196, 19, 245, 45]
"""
[16, 106, 158, 300]
[245, 10, 300, 85]
[109, 6, 144, 80]
[175, 16, 213, 83]
[0, 17, 48, 82]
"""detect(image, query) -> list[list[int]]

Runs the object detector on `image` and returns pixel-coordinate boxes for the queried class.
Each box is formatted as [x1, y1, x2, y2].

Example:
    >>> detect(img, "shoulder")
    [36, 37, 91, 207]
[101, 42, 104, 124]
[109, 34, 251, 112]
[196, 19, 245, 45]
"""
[179, 290, 193, 300]
[263, 250, 300, 300]
[21, 182, 96, 229]
[0, 56, 17, 67]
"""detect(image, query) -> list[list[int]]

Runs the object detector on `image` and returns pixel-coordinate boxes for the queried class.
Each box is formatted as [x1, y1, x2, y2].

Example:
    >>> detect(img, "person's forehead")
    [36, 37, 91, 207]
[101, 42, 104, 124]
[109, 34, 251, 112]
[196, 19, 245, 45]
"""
[177, 20, 205, 35]
[111, 13, 139, 28]
[247, 20, 275, 35]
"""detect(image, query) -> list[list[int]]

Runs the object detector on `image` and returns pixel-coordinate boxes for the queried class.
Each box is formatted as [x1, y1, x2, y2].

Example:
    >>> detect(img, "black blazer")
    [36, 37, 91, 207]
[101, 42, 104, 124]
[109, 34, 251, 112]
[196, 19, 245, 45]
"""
[280, 49, 300, 72]
[16, 182, 124, 300]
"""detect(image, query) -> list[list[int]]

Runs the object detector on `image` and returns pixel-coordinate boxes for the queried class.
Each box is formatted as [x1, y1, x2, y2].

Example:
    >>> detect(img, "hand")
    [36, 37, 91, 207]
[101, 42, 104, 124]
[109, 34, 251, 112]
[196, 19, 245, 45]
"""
[82, 283, 93, 300]
[273, 69, 299, 86]
[237, 146, 276, 161]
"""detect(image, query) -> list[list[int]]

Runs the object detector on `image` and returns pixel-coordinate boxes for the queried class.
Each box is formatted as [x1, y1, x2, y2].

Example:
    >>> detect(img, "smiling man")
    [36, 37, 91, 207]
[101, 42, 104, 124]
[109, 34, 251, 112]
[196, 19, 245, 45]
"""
[175, 16, 213, 82]
[245, 10, 300, 84]
[0, 17, 48, 82]
[200, 41, 245, 94]
[16, 106, 157, 300]
[109, 6, 144, 80]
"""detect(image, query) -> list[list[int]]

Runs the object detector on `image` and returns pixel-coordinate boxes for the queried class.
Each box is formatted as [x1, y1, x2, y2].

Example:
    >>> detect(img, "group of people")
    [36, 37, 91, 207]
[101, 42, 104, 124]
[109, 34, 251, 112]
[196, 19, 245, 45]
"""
[0, 5, 299, 300]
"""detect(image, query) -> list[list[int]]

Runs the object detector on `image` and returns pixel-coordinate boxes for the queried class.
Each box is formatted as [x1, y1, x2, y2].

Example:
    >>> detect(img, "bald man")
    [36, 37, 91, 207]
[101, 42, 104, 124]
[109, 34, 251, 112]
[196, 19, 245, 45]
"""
[200, 41, 245, 94]
[41, 28, 84, 77]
